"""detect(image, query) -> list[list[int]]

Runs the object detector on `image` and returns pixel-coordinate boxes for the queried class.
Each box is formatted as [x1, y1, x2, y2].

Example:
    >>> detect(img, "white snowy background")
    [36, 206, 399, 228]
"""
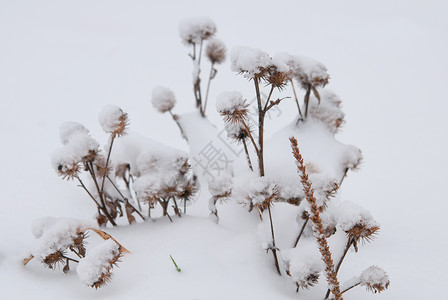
[0, 0, 447, 299]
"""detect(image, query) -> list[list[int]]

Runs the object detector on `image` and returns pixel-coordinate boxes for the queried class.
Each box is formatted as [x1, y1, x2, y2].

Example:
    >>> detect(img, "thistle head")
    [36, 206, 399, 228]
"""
[216, 91, 249, 124]
[98, 105, 129, 137]
[206, 38, 226, 64]
[360, 266, 390, 293]
[151, 86, 176, 113]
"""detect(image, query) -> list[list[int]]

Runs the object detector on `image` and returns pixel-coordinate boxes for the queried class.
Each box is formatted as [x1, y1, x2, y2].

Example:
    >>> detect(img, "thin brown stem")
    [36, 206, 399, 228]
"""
[241, 119, 259, 154]
[293, 216, 309, 247]
[106, 175, 145, 221]
[169, 109, 188, 141]
[325, 239, 352, 299]
[86, 162, 117, 227]
[304, 85, 312, 118]
[242, 139, 253, 171]
[203, 63, 215, 114]
[341, 282, 361, 295]
[100, 135, 115, 193]
[290, 79, 303, 118]
[267, 205, 281, 275]
[253, 77, 265, 176]
[263, 85, 275, 112]
[61, 255, 79, 263]
[76, 177, 100, 207]
[339, 168, 349, 186]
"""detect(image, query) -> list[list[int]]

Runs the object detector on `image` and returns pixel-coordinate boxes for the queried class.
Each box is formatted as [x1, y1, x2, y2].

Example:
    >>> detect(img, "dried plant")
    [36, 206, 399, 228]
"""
[290, 137, 342, 300]
[24, 218, 129, 289]
[52, 107, 144, 227]
[178, 17, 226, 117]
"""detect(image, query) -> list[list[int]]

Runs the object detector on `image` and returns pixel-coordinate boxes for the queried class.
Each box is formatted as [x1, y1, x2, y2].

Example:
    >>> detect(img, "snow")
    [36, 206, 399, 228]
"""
[151, 86, 176, 113]
[76, 239, 120, 287]
[179, 17, 216, 44]
[230, 46, 272, 78]
[98, 105, 127, 134]
[216, 91, 247, 114]
[59, 122, 90, 145]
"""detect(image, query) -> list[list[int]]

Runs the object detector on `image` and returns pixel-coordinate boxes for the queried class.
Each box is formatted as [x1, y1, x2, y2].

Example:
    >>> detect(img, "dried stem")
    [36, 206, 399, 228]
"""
[290, 137, 342, 300]
[325, 239, 353, 299]
[290, 79, 303, 118]
[100, 135, 116, 193]
[341, 282, 361, 295]
[242, 139, 253, 171]
[106, 175, 145, 221]
[293, 216, 309, 247]
[267, 205, 281, 275]
[203, 63, 215, 114]
[304, 85, 312, 118]
[169, 109, 188, 141]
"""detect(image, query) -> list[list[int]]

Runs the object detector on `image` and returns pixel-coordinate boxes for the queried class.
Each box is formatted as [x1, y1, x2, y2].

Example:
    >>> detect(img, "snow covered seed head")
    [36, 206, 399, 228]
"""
[59, 122, 89, 145]
[208, 174, 233, 199]
[225, 122, 250, 142]
[98, 105, 128, 137]
[337, 202, 380, 250]
[360, 266, 390, 293]
[76, 239, 123, 289]
[231, 46, 272, 79]
[248, 177, 279, 210]
[206, 38, 226, 64]
[216, 91, 249, 123]
[151, 86, 176, 113]
[179, 17, 216, 45]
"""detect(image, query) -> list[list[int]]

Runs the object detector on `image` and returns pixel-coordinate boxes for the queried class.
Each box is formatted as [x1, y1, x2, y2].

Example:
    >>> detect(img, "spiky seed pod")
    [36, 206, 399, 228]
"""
[360, 266, 390, 294]
[216, 91, 250, 124]
[70, 231, 88, 258]
[206, 38, 226, 64]
[57, 162, 81, 181]
[43, 251, 65, 269]
[265, 66, 290, 90]
[94, 154, 112, 179]
[76, 239, 124, 289]
[346, 222, 379, 252]
[295, 273, 320, 292]
[98, 105, 129, 137]
[247, 177, 279, 211]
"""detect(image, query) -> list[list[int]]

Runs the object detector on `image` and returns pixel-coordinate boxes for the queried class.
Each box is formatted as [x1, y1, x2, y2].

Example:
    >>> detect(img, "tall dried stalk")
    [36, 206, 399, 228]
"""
[290, 137, 342, 300]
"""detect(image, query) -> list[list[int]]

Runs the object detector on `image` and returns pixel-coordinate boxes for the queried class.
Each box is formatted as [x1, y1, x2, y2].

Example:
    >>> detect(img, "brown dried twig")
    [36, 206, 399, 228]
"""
[290, 136, 342, 300]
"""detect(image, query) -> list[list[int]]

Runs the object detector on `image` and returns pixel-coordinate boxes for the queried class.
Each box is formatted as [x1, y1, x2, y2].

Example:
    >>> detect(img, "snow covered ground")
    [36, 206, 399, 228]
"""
[0, 0, 447, 299]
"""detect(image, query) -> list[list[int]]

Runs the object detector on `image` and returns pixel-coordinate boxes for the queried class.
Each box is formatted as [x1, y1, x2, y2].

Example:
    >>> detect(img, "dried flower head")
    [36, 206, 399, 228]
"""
[216, 91, 249, 123]
[43, 250, 66, 269]
[225, 121, 250, 142]
[76, 239, 123, 289]
[247, 176, 279, 210]
[98, 105, 128, 137]
[151, 86, 176, 113]
[206, 38, 226, 64]
[231, 46, 272, 79]
[360, 266, 390, 293]
[179, 17, 216, 45]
